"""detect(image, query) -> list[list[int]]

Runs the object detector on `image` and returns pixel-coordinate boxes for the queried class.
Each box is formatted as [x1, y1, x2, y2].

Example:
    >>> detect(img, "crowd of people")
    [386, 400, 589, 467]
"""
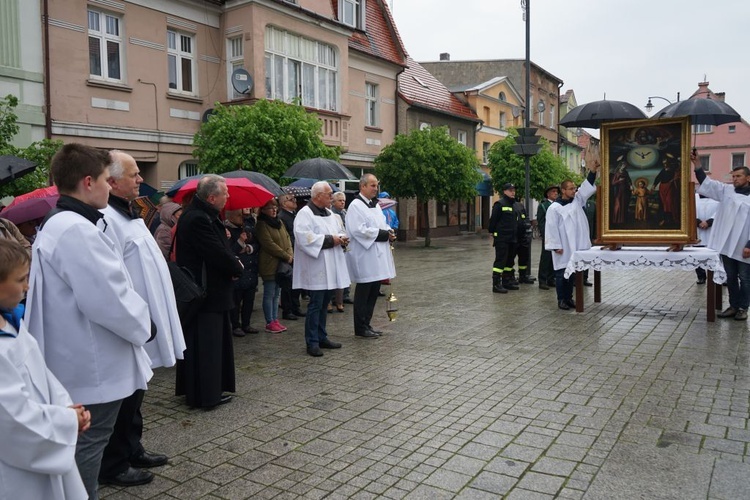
[0, 144, 397, 499]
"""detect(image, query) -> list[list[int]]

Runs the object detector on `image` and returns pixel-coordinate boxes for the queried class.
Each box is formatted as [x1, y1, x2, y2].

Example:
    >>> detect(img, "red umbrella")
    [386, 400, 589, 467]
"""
[172, 177, 274, 210]
[1, 195, 59, 225]
[5, 186, 58, 209]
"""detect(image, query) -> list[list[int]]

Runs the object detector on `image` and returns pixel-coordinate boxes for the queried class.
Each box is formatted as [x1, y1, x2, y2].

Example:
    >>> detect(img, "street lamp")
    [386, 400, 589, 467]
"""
[644, 92, 681, 112]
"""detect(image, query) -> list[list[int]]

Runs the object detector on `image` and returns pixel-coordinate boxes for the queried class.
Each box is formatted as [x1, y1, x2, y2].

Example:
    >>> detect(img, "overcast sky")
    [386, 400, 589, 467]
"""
[391, 0, 749, 129]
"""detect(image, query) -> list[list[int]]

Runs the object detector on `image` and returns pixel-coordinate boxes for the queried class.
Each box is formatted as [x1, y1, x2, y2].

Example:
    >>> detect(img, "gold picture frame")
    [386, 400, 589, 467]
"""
[597, 116, 697, 246]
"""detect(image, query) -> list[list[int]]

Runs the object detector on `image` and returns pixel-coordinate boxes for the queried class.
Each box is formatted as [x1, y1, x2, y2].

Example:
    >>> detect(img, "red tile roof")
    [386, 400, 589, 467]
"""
[398, 57, 479, 122]
[332, 0, 407, 67]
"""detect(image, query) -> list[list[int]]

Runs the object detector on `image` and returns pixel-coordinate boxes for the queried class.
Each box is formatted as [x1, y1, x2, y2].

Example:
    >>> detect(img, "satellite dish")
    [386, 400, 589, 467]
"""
[231, 68, 253, 95]
[201, 108, 215, 123]
[511, 105, 520, 118]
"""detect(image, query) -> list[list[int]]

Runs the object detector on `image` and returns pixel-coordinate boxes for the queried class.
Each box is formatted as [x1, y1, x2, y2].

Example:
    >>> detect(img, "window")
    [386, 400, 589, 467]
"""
[365, 82, 378, 127]
[693, 123, 713, 134]
[549, 104, 555, 128]
[729, 125, 736, 133]
[167, 30, 195, 94]
[227, 37, 244, 99]
[498, 91, 506, 101]
[482, 142, 490, 164]
[732, 153, 746, 168]
[483, 106, 491, 125]
[340, 0, 365, 29]
[457, 130, 467, 145]
[265, 26, 338, 112]
[699, 155, 710, 172]
[538, 103, 545, 126]
[499, 111, 507, 129]
[88, 10, 123, 82]
[178, 160, 201, 179]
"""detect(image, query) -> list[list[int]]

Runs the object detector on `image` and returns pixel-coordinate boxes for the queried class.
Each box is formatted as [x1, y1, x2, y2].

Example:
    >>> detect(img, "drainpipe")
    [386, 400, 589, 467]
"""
[42, 0, 52, 139]
[137, 79, 160, 164]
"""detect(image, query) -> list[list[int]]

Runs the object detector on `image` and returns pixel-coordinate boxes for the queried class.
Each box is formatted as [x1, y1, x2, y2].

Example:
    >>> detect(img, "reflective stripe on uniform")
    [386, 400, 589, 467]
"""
[492, 267, 503, 273]
[502, 207, 513, 211]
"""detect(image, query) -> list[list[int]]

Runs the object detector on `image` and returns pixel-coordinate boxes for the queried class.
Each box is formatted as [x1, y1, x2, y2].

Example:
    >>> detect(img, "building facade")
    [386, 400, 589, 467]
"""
[558, 89, 584, 174]
[40, 0, 405, 188]
[420, 56, 563, 153]
[0, 0, 46, 145]
[395, 56, 480, 240]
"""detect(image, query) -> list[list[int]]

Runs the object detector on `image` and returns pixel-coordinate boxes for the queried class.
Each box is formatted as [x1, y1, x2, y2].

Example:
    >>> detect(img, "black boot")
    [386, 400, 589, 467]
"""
[502, 273, 519, 290]
[518, 271, 534, 284]
[492, 273, 508, 294]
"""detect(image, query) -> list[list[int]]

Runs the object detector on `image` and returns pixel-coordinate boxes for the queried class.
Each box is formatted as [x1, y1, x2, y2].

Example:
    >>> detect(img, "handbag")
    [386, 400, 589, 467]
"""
[275, 260, 293, 288]
[167, 261, 207, 325]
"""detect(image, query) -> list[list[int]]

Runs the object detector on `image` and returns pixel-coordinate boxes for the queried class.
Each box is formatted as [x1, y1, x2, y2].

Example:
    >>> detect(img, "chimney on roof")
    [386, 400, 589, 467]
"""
[439, 52, 450, 61]
[715, 92, 725, 102]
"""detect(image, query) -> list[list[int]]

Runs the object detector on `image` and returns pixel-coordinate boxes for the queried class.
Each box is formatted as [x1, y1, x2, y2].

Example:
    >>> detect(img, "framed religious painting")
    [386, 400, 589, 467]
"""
[597, 116, 697, 247]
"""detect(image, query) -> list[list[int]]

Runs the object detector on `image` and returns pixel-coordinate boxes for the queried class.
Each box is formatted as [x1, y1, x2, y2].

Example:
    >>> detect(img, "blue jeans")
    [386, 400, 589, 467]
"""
[262, 278, 281, 324]
[76, 399, 123, 500]
[722, 255, 750, 310]
[554, 268, 574, 303]
[306, 289, 333, 347]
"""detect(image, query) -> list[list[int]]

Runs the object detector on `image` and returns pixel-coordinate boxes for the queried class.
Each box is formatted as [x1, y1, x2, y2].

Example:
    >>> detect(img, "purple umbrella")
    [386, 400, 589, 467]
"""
[1, 195, 59, 225]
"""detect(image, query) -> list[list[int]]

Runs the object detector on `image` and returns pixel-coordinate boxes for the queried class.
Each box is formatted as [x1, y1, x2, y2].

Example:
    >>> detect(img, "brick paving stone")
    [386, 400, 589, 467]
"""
[99, 236, 750, 499]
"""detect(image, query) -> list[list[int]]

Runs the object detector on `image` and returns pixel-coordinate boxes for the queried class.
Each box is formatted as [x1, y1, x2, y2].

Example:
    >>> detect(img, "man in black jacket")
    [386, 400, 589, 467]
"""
[278, 193, 306, 319]
[488, 183, 519, 293]
[175, 175, 243, 408]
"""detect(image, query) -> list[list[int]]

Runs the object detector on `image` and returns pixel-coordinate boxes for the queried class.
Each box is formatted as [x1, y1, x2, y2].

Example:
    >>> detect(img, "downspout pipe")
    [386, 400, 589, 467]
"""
[42, 0, 52, 139]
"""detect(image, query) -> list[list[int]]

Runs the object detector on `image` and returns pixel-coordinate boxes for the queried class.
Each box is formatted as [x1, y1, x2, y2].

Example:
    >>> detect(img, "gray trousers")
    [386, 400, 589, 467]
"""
[75, 399, 123, 500]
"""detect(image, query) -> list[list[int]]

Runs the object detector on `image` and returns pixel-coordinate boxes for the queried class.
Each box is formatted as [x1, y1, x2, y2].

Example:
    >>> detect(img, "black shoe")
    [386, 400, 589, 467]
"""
[218, 394, 232, 405]
[377, 291, 386, 297]
[565, 299, 576, 308]
[519, 277, 534, 284]
[584, 281, 593, 287]
[307, 345, 323, 356]
[292, 309, 306, 317]
[232, 327, 246, 337]
[282, 313, 298, 320]
[242, 325, 260, 334]
[100, 467, 154, 487]
[558, 300, 570, 310]
[130, 451, 168, 469]
[343, 298, 354, 304]
[355, 330, 379, 338]
[367, 326, 383, 334]
[493, 284, 508, 293]
[503, 282, 519, 291]
[696, 278, 706, 285]
[320, 339, 342, 349]
[538, 283, 549, 290]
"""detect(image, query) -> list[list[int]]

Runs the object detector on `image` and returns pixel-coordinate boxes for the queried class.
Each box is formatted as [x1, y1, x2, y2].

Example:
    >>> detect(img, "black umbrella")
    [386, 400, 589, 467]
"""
[284, 158, 357, 181]
[653, 97, 741, 126]
[165, 174, 204, 198]
[559, 100, 647, 129]
[221, 170, 284, 196]
[0, 155, 37, 186]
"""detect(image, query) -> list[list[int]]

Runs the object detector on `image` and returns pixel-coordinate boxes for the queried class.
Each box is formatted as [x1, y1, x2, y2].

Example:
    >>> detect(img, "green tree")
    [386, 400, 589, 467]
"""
[375, 126, 481, 247]
[0, 94, 63, 198]
[192, 100, 338, 180]
[487, 128, 581, 202]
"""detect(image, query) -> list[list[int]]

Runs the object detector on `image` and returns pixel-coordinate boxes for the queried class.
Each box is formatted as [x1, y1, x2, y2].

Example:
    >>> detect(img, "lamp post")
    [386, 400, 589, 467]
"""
[644, 92, 680, 113]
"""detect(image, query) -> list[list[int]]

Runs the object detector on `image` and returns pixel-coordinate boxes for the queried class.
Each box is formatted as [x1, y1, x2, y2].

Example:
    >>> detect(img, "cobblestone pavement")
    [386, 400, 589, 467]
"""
[102, 235, 750, 499]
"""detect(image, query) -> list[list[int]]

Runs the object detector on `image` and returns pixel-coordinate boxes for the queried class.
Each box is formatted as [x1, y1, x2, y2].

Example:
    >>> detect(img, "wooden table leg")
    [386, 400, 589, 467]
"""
[575, 271, 584, 312]
[715, 279, 723, 311]
[594, 270, 601, 303]
[707, 270, 716, 323]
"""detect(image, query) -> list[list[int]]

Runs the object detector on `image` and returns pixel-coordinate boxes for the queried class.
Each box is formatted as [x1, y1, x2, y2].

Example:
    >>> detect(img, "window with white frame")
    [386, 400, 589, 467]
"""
[365, 82, 378, 127]
[482, 142, 490, 164]
[549, 104, 555, 128]
[457, 130, 467, 145]
[340, 0, 365, 29]
[167, 30, 195, 94]
[699, 155, 710, 172]
[693, 123, 713, 134]
[729, 125, 736, 133]
[227, 36, 244, 99]
[538, 102, 545, 126]
[732, 153, 746, 168]
[264, 26, 338, 112]
[499, 111, 507, 129]
[178, 160, 201, 179]
[88, 10, 124, 82]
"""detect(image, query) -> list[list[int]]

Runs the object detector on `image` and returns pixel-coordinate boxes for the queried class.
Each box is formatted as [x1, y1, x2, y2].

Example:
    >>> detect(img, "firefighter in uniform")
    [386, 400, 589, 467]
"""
[488, 183, 519, 294]
[513, 199, 534, 284]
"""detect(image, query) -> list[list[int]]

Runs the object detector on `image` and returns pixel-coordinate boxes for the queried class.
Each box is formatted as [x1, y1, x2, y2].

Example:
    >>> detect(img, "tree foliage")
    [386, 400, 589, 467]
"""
[375, 126, 481, 202]
[192, 100, 339, 180]
[375, 126, 481, 246]
[487, 128, 582, 201]
[0, 94, 63, 198]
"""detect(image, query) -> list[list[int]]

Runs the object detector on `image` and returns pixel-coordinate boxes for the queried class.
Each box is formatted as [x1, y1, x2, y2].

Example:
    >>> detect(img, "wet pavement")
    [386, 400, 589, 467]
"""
[102, 234, 750, 499]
